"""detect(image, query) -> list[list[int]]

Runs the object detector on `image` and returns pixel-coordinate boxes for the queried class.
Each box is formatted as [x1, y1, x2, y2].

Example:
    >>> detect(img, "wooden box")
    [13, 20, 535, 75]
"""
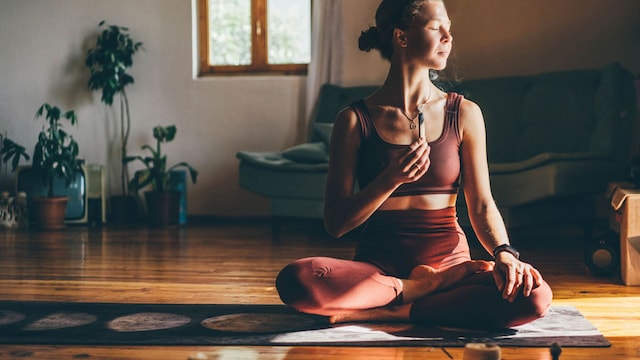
[609, 183, 640, 286]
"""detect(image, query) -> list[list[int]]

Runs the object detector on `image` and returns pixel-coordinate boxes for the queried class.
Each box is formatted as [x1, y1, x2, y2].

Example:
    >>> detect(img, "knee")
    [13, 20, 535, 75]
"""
[275, 262, 303, 305]
[530, 280, 554, 318]
[275, 259, 318, 311]
[510, 280, 554, 327]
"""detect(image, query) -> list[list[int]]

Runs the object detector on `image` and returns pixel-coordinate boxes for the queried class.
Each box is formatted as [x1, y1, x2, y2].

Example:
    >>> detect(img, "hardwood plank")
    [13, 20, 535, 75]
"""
[1, 221, 640, 359]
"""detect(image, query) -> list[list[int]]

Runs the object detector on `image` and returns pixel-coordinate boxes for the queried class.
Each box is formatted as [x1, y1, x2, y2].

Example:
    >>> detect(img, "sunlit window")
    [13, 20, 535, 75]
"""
[197, 0, 311, 76]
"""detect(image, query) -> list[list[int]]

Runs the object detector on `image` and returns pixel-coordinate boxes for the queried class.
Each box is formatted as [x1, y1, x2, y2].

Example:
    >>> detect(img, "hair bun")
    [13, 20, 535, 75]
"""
[358, 26, 380, 52]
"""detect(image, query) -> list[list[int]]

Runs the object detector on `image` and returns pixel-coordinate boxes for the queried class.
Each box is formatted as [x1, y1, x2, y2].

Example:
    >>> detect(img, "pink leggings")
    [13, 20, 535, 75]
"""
[275, 208, 553, 329]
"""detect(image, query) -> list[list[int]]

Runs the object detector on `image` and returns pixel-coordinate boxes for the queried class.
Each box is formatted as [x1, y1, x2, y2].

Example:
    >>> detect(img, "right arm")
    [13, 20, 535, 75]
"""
[323, 108, 429, 238]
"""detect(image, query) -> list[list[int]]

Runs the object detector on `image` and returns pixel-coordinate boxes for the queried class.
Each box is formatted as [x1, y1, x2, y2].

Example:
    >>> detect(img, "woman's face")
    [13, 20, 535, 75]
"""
[402, 0, 452, 70]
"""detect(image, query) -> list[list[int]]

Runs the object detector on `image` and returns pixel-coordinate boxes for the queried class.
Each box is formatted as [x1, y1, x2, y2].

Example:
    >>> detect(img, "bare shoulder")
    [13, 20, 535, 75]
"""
[334, 106, 359, 129]
[458, 96, 483, 121]
[331, 106, 362, 144]
[457, 96, 485, 136]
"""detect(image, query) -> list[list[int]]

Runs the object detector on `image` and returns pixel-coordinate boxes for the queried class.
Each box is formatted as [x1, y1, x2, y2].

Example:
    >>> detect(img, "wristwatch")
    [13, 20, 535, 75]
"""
[493, 244, 520, 260]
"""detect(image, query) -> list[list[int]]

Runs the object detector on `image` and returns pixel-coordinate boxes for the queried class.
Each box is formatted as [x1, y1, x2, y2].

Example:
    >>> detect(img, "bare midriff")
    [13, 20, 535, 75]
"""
[378, 193, 458, 211]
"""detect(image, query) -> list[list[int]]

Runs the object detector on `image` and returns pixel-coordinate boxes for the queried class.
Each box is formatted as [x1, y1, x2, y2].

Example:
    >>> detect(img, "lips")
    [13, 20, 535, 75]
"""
[436, 46, 451, 55]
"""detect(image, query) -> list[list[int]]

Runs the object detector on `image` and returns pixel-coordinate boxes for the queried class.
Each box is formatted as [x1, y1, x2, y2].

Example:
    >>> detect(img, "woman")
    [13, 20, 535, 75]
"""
[276, 0, 552, 329]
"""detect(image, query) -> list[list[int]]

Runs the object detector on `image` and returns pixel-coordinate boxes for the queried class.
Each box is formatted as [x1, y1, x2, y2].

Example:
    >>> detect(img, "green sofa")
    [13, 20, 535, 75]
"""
[237, 63, 637, 237]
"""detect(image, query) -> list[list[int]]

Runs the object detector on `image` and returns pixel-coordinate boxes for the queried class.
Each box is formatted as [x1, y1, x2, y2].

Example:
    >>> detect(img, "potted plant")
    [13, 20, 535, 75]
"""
[125, 125, 197, 227]
[85, 21, 143, 224]
[1, 134, 31, 229]
[0, 103, 82, 230]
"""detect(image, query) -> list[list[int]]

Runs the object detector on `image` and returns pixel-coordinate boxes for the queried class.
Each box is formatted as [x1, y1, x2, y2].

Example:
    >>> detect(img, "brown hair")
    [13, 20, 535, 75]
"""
[359, 0, 439, 60]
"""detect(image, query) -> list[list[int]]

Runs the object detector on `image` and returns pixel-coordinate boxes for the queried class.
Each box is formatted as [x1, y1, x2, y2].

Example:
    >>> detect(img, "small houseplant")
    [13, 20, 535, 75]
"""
[0, 103, 82, 229]
[125, 125, 197, 227]
[85, 21, 143, 223]
[1, 136, 30, 174]
[1, 134, 31, 229]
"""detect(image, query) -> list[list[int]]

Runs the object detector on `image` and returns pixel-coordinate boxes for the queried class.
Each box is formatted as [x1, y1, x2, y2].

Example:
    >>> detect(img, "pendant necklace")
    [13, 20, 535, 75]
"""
[399, 85, 432, 132]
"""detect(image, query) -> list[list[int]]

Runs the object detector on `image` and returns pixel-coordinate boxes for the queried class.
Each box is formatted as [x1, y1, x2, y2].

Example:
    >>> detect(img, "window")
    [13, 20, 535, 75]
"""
[197, 0, 311, 76]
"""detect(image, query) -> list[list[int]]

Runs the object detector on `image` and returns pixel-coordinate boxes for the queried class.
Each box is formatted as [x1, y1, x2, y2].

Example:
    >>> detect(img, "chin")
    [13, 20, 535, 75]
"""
[432, 61, 448, 71]
[427, 55, 449, 71]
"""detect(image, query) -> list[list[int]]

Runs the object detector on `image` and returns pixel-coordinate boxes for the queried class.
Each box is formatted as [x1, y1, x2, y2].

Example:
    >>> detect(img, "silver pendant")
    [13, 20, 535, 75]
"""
[410, 122, 417, 130]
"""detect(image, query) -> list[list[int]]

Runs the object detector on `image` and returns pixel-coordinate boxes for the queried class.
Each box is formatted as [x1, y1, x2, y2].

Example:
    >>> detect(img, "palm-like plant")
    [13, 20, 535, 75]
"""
[85, 21, 142, 195]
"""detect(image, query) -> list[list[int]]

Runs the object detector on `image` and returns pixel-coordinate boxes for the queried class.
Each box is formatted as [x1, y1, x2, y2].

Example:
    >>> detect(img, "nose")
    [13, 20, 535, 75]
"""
[441, 28, 453, 43]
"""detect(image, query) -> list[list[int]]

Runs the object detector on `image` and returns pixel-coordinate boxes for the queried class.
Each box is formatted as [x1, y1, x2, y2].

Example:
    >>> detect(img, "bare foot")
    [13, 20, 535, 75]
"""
[328, 261, 493, 325]
[329, 304, 412, 324]
[402, 261, 493, 303]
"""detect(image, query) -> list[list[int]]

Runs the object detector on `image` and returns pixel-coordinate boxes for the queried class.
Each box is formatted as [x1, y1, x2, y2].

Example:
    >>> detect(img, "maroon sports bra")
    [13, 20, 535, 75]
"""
[351, 92, 463, 197]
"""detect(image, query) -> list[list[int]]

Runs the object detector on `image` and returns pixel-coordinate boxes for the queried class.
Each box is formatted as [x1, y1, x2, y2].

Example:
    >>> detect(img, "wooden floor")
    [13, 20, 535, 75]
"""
[0, 219, 639, 360]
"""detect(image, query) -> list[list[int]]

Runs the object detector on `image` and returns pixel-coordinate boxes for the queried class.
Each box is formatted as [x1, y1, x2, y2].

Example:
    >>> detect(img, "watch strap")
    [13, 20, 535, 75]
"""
[493, 244, 520, 260]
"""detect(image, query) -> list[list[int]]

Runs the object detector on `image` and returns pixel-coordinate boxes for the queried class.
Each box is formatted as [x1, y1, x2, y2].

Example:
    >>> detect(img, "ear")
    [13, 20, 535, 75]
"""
[393, 28, 408, 48]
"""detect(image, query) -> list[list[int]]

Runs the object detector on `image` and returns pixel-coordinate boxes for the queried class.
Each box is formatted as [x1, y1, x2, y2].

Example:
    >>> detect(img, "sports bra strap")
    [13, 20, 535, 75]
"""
[351, 99, 371, 140]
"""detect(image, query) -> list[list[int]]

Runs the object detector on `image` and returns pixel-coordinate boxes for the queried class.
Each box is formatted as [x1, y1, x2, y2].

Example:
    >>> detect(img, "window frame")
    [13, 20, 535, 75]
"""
[197, 0, 309, 76]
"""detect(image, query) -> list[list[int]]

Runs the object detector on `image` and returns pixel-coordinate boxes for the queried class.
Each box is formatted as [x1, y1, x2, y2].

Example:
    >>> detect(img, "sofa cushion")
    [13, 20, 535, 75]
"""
[458, 77, 529, 163]
[514, 80, 595, 161]
[282, 142, 329, 164]
[489, 156, 618, 206]
[313, 123, 333, 146]
[237, 152, 327, 199]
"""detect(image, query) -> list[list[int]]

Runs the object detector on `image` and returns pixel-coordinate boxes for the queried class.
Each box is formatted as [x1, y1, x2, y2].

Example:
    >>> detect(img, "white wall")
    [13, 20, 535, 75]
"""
[0, 0, 310, 217]
[1, 0, 638, 218]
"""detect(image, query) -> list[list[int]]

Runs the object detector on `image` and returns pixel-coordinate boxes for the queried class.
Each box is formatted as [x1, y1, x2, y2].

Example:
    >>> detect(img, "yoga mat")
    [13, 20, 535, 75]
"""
[0, 301, 610, 347]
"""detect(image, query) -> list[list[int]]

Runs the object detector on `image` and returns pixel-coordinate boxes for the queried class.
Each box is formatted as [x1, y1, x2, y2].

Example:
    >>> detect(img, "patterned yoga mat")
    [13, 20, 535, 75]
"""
[0, 301, 610, 347]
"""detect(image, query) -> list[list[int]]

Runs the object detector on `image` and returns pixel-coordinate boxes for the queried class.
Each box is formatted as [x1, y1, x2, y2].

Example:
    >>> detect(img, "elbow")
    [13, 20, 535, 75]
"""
[465, 194, 497, 217]
[323, 207, 351, 239]
[323, 217, 346, 239]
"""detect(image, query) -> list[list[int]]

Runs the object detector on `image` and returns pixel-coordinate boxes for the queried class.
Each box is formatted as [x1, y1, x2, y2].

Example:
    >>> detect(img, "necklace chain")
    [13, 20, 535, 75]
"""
[399, 85, 433, 130]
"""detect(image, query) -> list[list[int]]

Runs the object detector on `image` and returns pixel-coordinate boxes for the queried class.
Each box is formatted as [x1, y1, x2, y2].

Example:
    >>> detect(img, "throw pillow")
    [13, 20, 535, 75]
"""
[281, 142, 329, 164]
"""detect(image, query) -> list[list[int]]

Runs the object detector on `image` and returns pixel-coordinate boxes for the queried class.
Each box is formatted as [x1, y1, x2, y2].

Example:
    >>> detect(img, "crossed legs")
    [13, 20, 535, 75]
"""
[276, 257, 552, 329]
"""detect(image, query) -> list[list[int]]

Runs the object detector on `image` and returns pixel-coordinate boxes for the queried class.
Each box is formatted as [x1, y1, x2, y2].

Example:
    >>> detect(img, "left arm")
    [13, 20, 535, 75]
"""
[458, 99, 542, 302]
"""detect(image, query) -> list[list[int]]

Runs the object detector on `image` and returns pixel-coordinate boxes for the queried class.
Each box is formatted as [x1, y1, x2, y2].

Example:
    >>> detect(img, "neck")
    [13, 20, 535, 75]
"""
[383, 63, 434, 113]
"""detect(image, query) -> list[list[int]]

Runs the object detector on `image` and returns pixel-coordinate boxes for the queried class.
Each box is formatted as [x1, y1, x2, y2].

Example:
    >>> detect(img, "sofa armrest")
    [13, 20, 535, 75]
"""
[489, 152, 613, 174]
[236, 151, 328, 172]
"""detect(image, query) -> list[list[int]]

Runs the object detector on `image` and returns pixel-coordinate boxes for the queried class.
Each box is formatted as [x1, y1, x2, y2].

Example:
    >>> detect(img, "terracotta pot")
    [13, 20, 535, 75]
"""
[144, 191, 180, 227]
[109, 195, 139, 225]
[30, 196, 68, 230]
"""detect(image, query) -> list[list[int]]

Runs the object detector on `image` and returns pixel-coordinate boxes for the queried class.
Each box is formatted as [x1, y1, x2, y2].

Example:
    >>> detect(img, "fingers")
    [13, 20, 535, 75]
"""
[493, 267, 505, 293]
[403, 139, 430, 176]
[409, 159, 430, 178]
[506, 266, 524, 302]
[499, 263, 542, 302]
[522, 270, 534, 297]
[408, 137, 426, 152]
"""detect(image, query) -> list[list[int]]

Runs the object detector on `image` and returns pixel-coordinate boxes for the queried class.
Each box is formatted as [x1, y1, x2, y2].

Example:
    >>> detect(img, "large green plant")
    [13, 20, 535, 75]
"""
[85, 21, 142, 195]
[125, 125, 198, 193]
[0, 104, 81, 198]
